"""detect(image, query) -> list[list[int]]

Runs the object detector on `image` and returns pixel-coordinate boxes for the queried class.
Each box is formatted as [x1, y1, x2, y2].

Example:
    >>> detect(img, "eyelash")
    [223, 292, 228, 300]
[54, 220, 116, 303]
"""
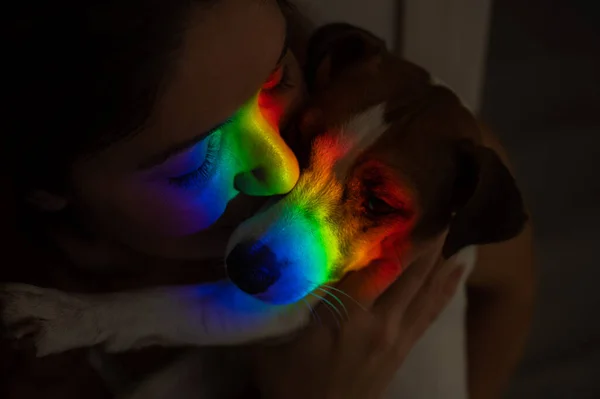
[166, 64, 293, 189]
[168, 130, 222, 188]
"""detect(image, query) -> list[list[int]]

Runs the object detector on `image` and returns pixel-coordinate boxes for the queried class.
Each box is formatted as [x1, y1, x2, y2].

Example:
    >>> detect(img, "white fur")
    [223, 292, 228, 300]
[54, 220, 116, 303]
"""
[332, 103, 389, 180]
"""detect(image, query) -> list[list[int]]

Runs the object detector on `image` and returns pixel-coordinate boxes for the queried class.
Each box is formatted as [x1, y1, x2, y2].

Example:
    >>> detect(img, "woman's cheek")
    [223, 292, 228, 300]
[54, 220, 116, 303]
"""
[124, 168, 238, 237]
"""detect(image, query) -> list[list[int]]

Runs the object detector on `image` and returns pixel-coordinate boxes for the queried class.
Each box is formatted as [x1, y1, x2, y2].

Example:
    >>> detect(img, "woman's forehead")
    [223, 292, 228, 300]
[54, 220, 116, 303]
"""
[90, 0, 287, 173]
[157, 0, 286, 122]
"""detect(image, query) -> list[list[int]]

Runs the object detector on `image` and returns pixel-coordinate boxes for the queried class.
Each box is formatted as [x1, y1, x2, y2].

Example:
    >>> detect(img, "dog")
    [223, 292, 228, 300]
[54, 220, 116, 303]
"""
[1, 23, 527, 398]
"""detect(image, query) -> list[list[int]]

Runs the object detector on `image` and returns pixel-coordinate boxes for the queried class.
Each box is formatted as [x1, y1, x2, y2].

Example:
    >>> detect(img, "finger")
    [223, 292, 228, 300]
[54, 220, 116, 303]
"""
[373, 252, 444, 314]
[403, 265, 465, 339]
[386, 266, 465, 364]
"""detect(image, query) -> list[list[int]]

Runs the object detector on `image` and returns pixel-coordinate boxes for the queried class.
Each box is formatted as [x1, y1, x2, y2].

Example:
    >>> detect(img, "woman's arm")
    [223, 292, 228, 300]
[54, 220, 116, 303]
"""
[465, 125, 536, 399]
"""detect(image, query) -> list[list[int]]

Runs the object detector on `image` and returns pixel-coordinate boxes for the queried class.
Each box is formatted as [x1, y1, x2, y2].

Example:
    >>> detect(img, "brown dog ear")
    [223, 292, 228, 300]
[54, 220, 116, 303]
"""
[304, 23, 386, 92]
[442, 141, 528, 258]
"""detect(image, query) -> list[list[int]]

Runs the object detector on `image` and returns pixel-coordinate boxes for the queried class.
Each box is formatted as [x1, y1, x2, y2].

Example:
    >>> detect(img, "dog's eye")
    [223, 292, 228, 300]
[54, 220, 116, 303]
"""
[364, 194, 397, 216]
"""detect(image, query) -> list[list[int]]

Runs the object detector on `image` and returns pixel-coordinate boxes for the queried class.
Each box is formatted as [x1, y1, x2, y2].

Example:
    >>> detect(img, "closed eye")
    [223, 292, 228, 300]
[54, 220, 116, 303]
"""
[167, 128, 224, 188]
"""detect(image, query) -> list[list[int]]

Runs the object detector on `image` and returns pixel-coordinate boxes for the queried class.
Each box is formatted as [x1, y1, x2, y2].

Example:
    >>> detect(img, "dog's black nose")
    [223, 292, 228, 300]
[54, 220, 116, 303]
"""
[226, 241, 281, 295]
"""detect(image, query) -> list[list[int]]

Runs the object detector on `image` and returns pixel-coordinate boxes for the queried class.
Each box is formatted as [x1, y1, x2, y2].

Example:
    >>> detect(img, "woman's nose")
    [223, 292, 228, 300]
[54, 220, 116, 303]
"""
[233, 98, 299, 196]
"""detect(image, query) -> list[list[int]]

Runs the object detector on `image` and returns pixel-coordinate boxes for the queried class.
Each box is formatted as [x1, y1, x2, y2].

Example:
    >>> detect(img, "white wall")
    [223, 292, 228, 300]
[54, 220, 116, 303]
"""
[402, 0, 493, 112]
[296, 0, 399, 50]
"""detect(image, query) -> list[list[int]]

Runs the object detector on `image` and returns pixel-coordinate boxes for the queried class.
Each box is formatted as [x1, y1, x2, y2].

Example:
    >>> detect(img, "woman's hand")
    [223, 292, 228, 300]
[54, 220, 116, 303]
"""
[249, 250, 465, 399]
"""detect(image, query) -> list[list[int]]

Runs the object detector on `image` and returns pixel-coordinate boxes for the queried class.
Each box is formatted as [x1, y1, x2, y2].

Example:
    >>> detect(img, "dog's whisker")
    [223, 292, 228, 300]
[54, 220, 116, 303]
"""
[321, 284, 368, 313]
[301, 298, 321, 326]
[315, 287, 349, 321]
[309, 292, 341, 329]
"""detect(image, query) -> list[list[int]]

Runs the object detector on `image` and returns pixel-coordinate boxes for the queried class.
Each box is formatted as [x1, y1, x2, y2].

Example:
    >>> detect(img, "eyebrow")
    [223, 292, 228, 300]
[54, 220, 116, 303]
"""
[138, 23, 290, 171]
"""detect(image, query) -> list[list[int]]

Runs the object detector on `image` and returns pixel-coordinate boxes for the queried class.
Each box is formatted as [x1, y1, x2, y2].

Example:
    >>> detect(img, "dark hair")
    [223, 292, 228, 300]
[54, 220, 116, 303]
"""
[5, 0, 295, 194]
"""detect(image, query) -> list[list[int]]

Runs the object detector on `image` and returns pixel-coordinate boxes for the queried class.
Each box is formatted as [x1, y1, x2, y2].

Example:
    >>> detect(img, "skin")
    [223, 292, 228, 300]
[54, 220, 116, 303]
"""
[465, 127, 536, 399]
[38, 0, 305, 272]
[12, 1, 534, 398]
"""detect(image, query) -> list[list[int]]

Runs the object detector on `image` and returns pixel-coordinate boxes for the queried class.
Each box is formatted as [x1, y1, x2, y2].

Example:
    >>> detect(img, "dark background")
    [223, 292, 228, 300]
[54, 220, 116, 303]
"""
[481, 0, 600, 397]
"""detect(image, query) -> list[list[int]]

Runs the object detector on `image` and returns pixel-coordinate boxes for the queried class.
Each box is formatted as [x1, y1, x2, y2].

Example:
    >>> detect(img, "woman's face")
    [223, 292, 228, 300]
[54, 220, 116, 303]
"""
[65, 0, 305, 261]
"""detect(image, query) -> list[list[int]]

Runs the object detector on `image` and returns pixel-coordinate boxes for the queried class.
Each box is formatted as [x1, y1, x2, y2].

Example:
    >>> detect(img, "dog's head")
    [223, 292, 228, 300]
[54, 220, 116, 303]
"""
[225, 24, 527, 305]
